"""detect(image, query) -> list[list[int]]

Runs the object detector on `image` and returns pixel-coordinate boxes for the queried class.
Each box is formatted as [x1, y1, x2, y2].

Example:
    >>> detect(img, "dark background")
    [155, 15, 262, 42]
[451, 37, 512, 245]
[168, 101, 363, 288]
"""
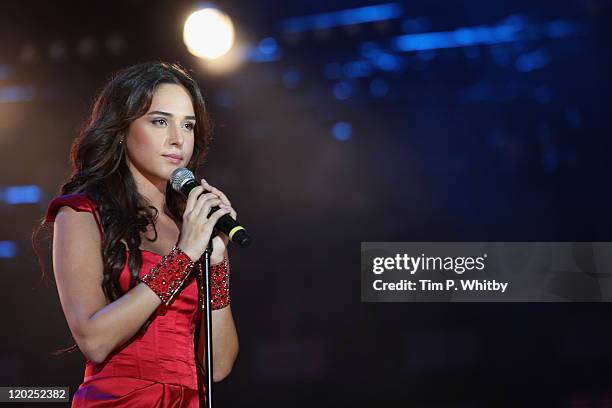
[1, 0, 611, 406]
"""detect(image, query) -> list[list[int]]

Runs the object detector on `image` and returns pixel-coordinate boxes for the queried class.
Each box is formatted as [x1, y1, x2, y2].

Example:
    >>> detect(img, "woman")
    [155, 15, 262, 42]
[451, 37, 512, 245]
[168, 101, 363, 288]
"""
[35, 61, 239, 407]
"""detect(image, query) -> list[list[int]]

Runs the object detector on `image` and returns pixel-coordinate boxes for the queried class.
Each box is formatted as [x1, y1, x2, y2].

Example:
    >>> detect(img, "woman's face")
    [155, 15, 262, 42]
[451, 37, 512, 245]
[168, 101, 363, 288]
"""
[125, 83, 196, 186]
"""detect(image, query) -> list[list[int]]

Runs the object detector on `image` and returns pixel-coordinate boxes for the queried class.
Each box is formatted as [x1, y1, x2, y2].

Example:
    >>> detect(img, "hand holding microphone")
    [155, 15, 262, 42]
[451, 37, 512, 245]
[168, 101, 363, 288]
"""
[171, 168, 251, 261]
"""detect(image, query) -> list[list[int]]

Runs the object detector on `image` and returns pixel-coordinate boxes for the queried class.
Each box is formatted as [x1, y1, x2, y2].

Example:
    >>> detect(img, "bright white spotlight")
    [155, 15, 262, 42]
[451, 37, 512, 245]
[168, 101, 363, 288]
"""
[183, 8, 235, 60]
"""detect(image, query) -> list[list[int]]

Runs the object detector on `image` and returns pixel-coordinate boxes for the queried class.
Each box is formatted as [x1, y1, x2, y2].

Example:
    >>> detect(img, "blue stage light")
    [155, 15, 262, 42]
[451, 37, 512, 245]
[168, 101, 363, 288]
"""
[258, 37, 278, 55]
[0, 85, 36, 103]
[370, 78, 389, 97]
[332, 122, 352, 141]
[333, 82, 352, 100]
[1, 185, 42, 204]
[343, 60, 373, 78]
[515, 50, 549, 72]
[281, 3, 403, 33]
[0, 241, 16, 258]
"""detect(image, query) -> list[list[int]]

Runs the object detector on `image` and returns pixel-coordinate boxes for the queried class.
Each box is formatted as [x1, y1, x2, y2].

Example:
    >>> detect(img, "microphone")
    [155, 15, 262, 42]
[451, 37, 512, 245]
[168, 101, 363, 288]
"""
[170, 168, 252, 248]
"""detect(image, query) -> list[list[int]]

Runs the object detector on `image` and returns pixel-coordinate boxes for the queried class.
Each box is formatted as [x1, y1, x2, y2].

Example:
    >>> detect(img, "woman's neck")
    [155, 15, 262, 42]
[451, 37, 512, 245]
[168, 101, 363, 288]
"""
[128, 164, 167, 213]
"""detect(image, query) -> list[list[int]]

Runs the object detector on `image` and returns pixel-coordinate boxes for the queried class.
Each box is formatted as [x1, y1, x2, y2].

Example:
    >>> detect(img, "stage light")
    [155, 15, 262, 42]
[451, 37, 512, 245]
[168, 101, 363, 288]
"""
[0, 241, 16, 258]
[0, 185, 42, 204]
[333, 82, 352, 100]
[332, 122, 352, 141]
[183, 8, 235, 60]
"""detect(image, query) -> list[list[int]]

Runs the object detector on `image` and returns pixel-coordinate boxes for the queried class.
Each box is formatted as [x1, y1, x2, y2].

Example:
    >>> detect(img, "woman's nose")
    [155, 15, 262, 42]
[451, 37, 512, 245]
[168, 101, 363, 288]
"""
[169, 124, 183, 146]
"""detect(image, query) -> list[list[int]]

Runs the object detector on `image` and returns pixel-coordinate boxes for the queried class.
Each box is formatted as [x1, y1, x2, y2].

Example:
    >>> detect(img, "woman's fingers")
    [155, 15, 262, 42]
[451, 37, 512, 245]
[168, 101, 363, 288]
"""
[177, 179, 235, 260]
[199, 199, 223, 219]
[201, 179, 231, 207]
[198, 179, 235, 219]
[187, 192, 206, 217]
[185, 186, 205, 214]
[193, 195, 222, 218]
[219, 203, 237, 221]
[194, 178, 237, 221]
[206, 207, 231, 227]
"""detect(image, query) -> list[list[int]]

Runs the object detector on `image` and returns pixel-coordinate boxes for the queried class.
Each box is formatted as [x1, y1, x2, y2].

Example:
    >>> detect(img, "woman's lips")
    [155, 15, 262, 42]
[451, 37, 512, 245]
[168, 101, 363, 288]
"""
[162, 155, 182, 164]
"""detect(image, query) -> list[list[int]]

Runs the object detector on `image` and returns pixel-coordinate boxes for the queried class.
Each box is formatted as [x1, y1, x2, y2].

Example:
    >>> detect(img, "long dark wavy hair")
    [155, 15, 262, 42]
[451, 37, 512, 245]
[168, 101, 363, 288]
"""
[32, 61, 213, 355]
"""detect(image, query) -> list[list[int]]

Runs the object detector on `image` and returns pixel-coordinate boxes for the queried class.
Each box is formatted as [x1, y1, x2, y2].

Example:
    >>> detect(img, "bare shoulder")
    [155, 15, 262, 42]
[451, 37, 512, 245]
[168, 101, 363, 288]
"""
[55, 204, 102, 238]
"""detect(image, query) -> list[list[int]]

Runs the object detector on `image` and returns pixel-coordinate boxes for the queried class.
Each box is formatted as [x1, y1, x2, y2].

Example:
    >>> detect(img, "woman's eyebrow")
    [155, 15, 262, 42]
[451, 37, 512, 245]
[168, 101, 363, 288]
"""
[147, 110, 196, 120]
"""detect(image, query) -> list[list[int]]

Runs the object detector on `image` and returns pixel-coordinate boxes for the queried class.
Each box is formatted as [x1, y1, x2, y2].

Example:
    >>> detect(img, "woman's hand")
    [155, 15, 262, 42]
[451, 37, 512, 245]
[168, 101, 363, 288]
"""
[203, 180, 238, 264]
[176, 179, 238, 263]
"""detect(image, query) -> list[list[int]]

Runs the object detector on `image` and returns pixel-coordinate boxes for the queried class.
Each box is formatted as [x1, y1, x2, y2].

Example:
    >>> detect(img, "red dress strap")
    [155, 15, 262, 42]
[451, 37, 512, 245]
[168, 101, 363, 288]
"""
[45, 193, 104, 238]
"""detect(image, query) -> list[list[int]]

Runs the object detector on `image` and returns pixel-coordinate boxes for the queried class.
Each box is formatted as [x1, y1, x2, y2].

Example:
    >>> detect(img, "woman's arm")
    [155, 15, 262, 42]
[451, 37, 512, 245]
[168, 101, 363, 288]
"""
[53, 206, 162, 363]
[197, 305, 239, 382]
[197, 251, 239, 382]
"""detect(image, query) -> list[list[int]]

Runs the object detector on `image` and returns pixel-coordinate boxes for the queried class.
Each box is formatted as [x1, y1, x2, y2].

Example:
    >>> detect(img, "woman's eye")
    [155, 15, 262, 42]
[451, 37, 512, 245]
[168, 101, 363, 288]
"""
[152, 118, 167, 126]
[184, 122, 195, 131]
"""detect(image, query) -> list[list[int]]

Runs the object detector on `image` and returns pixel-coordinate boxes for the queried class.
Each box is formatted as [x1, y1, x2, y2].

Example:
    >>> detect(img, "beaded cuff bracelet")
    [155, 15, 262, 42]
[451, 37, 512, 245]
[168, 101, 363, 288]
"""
[210, 256, 230, 310]
[140, 246, 196, 305]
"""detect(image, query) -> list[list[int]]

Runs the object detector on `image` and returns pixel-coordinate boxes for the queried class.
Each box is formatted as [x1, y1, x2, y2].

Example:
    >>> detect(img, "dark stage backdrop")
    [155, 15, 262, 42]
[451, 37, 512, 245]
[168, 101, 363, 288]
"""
[1, 0, 611, 406]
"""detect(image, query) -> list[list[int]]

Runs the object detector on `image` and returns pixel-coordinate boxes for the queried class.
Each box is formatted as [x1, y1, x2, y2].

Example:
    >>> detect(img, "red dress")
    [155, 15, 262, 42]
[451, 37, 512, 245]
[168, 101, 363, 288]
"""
[46, 193, 207, 407]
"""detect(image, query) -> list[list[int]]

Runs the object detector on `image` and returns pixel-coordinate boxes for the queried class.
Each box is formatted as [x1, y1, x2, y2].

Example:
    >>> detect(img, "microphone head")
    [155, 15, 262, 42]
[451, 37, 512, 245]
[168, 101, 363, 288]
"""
[170, 167, 195, 193]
